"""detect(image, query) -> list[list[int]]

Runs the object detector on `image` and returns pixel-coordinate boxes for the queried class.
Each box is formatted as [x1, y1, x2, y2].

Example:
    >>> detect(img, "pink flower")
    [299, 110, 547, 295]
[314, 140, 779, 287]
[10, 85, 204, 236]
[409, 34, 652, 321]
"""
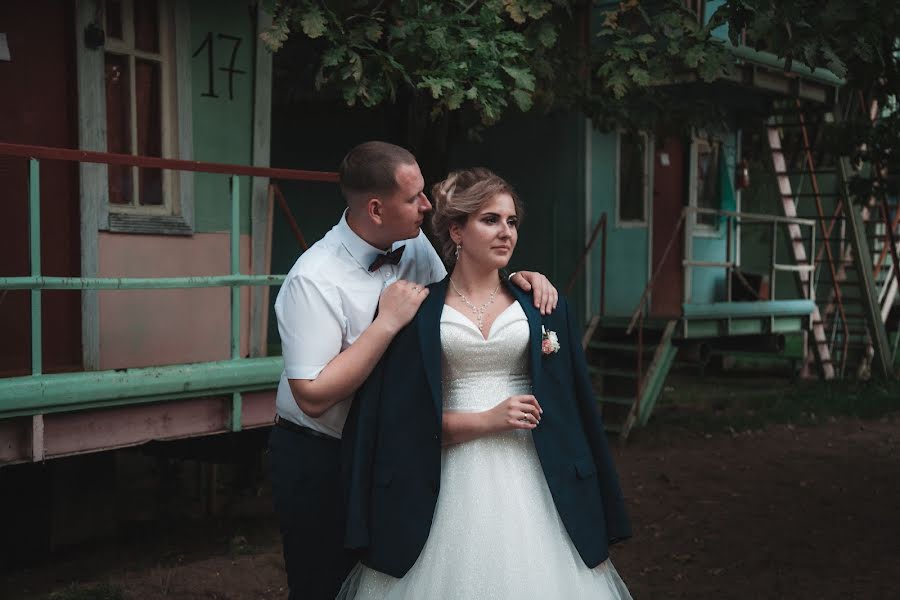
[541, 326, 560, 355]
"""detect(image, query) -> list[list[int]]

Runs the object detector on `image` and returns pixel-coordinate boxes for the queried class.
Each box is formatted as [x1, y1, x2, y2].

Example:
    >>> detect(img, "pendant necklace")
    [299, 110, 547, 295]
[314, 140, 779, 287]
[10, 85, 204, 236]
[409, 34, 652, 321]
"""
[449, 277, 501, 332]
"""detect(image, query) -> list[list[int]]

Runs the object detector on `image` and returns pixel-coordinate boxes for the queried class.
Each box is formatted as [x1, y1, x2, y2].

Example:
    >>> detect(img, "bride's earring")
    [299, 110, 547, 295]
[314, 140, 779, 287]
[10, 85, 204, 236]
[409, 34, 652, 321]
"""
[455, 243, 461, 260]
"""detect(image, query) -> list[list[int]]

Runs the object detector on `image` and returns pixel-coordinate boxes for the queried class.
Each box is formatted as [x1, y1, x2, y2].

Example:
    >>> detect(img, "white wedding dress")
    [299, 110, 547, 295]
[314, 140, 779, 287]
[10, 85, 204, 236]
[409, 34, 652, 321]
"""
[339, 302, 632, 600]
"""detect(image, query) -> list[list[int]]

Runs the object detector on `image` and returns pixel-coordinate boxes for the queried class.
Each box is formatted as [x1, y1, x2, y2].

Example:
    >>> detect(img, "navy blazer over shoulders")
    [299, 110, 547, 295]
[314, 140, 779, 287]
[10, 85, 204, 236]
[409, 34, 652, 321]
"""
[342, 275, 631, 579]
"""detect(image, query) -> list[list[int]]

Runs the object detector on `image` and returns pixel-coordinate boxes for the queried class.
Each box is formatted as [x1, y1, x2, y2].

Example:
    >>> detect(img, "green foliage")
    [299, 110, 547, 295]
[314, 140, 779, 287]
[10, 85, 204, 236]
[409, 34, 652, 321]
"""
[586, 0, 735, 133]
[708, 0, 900, 195]
[260, 0, 579, 127]
[260, 0, 900, 178]
[653, 376, 900, 434]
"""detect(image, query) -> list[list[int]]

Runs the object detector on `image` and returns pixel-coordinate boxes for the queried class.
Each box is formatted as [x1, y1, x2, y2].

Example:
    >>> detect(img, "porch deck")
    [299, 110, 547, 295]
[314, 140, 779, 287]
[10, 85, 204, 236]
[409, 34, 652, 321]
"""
[681, 299, 817, 338]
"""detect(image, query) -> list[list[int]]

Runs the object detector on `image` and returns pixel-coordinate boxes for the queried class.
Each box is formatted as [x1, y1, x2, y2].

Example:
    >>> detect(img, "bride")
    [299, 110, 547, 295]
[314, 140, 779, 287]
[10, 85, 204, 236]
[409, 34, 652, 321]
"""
[339, 168, 632, 600]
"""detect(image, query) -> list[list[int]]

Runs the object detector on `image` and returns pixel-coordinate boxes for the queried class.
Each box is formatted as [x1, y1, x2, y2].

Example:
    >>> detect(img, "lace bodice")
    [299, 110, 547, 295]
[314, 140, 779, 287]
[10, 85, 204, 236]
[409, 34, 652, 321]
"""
[440, 302, 532, 412]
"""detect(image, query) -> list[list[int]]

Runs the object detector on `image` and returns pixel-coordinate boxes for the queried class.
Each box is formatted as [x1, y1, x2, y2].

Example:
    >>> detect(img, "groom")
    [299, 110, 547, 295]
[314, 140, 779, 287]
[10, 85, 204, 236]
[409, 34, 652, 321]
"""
[268, 141, 558, 600]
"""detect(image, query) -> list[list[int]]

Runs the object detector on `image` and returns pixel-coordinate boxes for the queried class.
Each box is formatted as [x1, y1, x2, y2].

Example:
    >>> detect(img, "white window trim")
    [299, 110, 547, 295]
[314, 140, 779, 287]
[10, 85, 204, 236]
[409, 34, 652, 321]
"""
[615, 129, 652, 229]
[689, 135, 722, 238]
[76, 0, 194, 235]
[104, 0, 177, 216]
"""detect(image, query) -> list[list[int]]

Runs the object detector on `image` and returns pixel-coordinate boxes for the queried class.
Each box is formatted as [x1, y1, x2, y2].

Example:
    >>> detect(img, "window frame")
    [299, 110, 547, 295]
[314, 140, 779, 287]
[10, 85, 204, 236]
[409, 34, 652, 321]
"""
[103, 0, 179, 217]
[615, 129, 652, 229]
[76, 0, 194, 236]
[689, 135, 722, 236]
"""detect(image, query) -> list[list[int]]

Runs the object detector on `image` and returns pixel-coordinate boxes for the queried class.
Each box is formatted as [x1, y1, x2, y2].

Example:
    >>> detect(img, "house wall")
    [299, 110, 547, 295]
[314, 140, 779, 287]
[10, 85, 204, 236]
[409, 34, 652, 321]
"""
[189, 0, 256, 234]
[0, 1, 82, 376]
[97, 232, 251, 369]
[687, 130, 737, 303]
[96, 0, 264, 367]
[448, 112, 589, 322]
[589, 129, 649, 318]
[266, 108, 591, 344]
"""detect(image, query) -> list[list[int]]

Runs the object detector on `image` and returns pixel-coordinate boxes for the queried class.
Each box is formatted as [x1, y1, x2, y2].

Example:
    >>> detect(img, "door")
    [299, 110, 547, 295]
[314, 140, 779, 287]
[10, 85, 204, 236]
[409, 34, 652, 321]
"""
[650, 137, 686, 317]
[0, 1, 81, 376]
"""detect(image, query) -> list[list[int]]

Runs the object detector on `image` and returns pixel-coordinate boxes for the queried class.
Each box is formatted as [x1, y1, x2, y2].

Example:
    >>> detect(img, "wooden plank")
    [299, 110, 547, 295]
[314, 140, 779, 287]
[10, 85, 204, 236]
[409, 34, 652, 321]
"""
[75, 0, 105, 371]
[31, 414, 44, 462]
[767, 125, 835, 379]
[841, 160, 893, 379]
[250, 6, 274, 358]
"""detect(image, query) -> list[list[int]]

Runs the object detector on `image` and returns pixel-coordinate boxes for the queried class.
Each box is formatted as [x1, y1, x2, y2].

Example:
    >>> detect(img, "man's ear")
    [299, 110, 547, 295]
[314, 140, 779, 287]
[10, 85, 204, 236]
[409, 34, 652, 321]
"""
[367, 198, 384, 225]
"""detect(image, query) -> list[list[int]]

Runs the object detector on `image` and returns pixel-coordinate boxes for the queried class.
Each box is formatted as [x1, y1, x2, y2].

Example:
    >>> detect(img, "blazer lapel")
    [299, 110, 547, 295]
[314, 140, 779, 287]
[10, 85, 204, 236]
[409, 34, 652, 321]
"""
[418, 276, 449, 425]
[507, 280, 543, 396]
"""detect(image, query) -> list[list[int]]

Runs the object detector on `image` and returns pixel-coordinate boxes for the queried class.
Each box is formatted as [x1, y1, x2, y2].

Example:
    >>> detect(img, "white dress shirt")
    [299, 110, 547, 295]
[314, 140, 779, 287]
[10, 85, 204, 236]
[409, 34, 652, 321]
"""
[274, 210, 448, 438]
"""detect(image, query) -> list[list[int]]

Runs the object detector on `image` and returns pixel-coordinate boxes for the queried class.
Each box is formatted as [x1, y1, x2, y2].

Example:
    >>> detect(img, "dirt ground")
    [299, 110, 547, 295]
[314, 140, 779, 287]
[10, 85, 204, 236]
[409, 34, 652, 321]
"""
[2, 379, 899, 600]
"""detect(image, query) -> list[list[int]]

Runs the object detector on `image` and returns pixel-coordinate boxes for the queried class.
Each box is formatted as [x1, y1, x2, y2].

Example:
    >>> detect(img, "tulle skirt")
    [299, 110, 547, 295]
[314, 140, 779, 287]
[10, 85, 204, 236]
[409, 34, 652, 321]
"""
[338, 426, 632, 600]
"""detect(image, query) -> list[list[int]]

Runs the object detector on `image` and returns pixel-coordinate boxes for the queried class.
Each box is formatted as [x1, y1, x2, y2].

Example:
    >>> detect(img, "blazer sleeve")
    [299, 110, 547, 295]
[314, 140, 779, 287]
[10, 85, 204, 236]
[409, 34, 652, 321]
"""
[564, 299, 632, 544]
[341, 352, 386, 550]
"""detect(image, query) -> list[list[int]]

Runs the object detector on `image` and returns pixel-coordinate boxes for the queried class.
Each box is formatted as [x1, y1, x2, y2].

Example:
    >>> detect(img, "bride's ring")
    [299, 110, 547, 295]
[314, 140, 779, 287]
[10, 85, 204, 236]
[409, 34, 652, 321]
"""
[413, 286, 419, 292]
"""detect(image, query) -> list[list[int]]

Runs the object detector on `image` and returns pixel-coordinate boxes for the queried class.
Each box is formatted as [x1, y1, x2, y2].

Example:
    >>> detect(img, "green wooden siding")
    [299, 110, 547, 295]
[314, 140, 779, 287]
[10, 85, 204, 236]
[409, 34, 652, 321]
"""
[590, 128, 649, 317]
[190, 0, 256, 234]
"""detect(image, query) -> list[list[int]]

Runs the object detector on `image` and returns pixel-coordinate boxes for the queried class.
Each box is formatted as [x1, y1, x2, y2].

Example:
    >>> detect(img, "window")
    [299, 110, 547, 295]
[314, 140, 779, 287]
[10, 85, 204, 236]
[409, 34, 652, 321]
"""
[104, 0, 178, 214]
[694, 138, 721, 228]
[617, 130, 649, 225]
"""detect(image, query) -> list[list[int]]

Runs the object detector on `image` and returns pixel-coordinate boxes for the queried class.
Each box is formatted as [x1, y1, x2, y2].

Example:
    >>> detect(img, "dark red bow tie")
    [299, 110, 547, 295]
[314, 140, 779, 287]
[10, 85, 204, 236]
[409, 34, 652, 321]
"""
[368, 245, 406, 272]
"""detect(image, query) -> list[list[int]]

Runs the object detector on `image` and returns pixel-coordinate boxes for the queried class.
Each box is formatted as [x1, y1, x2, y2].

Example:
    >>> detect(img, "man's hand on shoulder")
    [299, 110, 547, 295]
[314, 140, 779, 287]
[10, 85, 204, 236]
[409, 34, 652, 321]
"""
[374, 280, 430, 335]
[509, 271, 558, 315]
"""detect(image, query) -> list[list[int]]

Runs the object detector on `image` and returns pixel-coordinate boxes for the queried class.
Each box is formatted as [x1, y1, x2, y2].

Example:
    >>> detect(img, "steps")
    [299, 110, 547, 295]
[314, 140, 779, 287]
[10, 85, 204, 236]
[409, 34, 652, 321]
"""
[583, 319, 677, 440]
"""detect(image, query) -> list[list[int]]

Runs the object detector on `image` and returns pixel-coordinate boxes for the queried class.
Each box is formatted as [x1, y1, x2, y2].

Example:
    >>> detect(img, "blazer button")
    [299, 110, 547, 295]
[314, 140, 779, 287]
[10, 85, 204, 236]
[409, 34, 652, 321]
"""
[433, 434, 439, 441]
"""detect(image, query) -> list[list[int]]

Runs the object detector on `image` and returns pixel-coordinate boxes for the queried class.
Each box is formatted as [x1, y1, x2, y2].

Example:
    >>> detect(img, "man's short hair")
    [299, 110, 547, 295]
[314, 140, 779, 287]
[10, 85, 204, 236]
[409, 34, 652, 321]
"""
[339, 141, 417, 205]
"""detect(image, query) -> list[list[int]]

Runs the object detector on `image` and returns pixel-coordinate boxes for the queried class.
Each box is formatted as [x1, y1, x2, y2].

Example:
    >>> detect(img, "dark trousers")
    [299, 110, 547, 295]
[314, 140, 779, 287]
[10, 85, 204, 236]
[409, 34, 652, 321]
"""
[268, 424, 357, 600]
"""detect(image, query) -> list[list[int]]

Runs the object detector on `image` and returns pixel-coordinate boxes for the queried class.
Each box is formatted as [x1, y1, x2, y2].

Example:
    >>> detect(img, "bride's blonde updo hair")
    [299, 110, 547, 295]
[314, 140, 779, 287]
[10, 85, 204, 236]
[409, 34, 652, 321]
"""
[431, 167, 524, 265]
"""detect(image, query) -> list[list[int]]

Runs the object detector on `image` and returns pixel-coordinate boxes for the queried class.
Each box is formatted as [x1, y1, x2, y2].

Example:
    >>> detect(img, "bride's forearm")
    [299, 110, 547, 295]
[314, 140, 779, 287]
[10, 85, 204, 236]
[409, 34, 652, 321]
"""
[441, 411, 493, 446]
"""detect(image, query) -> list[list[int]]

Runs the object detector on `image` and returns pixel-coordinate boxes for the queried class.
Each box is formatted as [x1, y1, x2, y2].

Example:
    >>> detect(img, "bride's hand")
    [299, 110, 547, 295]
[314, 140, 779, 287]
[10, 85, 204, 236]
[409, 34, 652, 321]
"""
[486, 395, 543, 432]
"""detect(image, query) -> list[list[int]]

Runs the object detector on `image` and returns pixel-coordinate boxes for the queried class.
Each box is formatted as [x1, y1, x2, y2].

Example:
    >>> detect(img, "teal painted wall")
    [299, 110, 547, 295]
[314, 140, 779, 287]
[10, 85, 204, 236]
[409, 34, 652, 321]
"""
[688, 131, 737, 303]
[190, 0, 256, 234]
[590, 129, 649, 317]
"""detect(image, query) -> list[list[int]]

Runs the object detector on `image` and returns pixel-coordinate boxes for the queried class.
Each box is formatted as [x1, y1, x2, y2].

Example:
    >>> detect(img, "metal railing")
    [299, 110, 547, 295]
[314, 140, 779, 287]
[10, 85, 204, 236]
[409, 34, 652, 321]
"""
[626, 206, 817, 410]
[565, 212, 607, 316]
[0, 142, 337, 425]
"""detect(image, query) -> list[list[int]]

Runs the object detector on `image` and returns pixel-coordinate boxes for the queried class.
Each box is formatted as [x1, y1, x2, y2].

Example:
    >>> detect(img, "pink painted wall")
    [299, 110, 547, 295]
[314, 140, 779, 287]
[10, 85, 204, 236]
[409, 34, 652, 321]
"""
[0, 391, 276, 465]
[98, 232, 253, 369]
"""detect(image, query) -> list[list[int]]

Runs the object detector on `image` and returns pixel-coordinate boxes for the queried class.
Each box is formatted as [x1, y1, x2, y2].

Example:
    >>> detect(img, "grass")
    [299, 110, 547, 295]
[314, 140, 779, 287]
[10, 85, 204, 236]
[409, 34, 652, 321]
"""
[647, 372, 900, 433]
[46, 583, 125, 600]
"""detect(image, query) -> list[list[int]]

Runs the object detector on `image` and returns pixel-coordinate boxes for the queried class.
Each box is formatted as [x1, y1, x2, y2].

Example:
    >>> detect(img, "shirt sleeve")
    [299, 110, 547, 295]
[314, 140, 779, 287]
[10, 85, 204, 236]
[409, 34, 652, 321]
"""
[416, 230, 448, 285]
[275, 273, 345, 380]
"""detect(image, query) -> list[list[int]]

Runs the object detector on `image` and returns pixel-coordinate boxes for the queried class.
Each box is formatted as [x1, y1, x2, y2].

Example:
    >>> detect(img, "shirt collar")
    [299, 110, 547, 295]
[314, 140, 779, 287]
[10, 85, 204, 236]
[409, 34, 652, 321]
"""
[336, 210, 397, 273]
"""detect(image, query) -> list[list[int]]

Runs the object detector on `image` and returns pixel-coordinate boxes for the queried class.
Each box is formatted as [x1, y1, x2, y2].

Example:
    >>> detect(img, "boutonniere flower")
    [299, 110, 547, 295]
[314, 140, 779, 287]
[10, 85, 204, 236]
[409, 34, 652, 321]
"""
[541, 326, 561, 355]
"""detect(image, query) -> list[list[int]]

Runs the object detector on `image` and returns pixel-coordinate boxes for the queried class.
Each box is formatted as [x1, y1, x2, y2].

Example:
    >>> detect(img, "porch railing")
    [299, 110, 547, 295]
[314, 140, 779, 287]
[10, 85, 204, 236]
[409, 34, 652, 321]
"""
[0, 142, 337, 427]
[626, 206, 817, 412]
[565, 212, 608, 315]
